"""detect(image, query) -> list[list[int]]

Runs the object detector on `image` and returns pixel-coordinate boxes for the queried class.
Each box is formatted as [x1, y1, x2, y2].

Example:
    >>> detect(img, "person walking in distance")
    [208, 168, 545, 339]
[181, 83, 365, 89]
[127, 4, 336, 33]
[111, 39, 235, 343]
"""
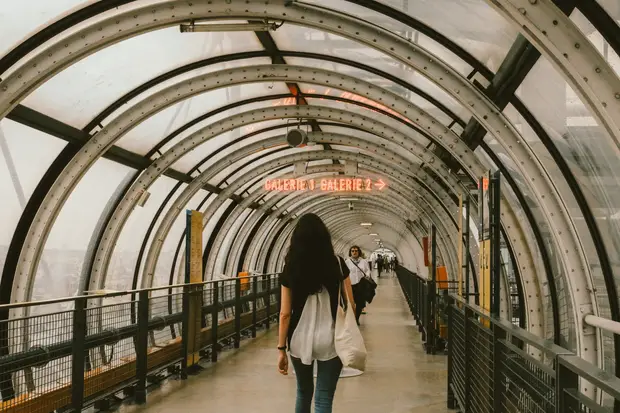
[376, 254, 384, 278]
[277, 213, 356, 413]
[345, 246, 371, 325]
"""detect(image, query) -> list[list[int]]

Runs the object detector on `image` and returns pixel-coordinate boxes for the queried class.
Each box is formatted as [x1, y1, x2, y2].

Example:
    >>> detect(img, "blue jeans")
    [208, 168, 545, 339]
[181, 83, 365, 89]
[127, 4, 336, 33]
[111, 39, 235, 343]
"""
[290, 356, 343, 413]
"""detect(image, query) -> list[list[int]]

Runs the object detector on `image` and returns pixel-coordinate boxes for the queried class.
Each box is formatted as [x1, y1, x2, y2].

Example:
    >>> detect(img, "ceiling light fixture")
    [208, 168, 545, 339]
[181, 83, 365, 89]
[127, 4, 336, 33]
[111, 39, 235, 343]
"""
[369, 233, 378, 236]
[180, 21, 281, 33]
[360, 222, 373, 227]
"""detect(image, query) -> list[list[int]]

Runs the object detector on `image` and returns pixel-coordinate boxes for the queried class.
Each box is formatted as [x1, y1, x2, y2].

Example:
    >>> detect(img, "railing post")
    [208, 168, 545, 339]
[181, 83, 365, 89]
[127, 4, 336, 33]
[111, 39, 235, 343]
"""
[252, 276, 258, 338]
[556, 356, 579, 413]
[234, 277, 241, 348]
[211, 280, 219, 363]
[446, 296, 455, 409]
[492, 321, 506, 412]
[71, 297, 87, 411]
[180, 284, 190, 380]
[135, 290, 149, 404]
[265, 274, 271, 329]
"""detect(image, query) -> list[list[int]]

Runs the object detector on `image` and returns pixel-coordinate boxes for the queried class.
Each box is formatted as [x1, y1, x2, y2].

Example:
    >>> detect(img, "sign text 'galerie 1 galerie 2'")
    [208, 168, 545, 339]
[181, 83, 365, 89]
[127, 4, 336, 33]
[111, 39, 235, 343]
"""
[264, 177, 387, 192]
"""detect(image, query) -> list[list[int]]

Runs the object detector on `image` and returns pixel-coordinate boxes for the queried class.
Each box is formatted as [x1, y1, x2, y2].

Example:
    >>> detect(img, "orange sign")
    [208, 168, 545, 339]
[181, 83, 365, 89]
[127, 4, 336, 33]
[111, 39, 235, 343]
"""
[264, 177, 386, 192]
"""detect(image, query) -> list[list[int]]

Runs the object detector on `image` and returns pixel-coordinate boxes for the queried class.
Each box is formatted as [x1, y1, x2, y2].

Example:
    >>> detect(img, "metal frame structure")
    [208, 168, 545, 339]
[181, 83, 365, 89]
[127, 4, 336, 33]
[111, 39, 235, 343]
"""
[0, 3, 618, 402]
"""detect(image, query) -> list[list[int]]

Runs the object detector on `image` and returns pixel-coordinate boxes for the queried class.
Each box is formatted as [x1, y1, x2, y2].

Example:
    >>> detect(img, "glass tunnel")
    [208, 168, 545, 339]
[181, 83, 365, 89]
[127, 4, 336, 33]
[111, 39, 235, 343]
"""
[0, 0, 619, 412]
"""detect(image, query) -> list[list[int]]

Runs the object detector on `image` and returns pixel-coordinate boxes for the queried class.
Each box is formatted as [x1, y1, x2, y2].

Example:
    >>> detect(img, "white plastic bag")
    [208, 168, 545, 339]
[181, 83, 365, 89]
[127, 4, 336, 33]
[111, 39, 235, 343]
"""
[334, 282, 367, 371]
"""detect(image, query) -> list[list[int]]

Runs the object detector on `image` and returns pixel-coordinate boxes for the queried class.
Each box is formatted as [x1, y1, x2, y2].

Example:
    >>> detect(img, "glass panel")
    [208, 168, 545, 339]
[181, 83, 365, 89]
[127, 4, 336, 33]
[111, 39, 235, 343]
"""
[32, 158, 135, 301]
[571, 9, 620, 77]
[22, 29, 264, 128]
[518, 57, 620, 368]
[106, 176, 182, 291]
[152, 189, 213, 288]
[114, 75, 286, 155]
[0, 0, 89, 58]
[318, 123, 423, 167]
[170, 119, 287, 173]
[594, 1, 620, 22]
[203, 198, 234, 280]
[214, 209, 253, 277]
[285, 55, 459, 123]
[303, 95, 433, 146]
[0, 120, 66, 275]
[156, 97, 293, 162]
[212, 147, 325, 190]
[301, 0, 517, 71]
[272, 24, 470, 121]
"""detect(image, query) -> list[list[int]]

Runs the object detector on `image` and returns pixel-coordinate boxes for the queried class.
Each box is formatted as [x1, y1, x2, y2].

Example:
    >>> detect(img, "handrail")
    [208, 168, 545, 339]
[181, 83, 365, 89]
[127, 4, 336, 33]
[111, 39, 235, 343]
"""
[0, 273, 280, 311]
[451, 293, 569, 356]
[558, 354, 620, 400]
[397, 266, 620, 411]
[584, 314, 620, 336]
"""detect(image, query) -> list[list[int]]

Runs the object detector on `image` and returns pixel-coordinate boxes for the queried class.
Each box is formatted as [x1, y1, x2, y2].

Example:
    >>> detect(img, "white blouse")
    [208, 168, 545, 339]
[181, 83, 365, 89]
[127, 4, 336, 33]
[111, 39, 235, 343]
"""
[345, 258, 370, 285]
[289, 288, 338, 365]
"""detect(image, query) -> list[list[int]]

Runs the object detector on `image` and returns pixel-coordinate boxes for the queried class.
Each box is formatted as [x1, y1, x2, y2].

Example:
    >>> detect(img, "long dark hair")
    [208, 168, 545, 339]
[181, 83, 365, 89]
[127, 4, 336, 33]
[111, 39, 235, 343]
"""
[284, 213, 338, 295]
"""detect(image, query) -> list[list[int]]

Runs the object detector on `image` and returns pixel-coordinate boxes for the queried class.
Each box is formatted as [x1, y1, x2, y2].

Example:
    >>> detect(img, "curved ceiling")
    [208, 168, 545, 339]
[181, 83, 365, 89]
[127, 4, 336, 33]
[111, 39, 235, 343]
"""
[0, 0, 619, 376]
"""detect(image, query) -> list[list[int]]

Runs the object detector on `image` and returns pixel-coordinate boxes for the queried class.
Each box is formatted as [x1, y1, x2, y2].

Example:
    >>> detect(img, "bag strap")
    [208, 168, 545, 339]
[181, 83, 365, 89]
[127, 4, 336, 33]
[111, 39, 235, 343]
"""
[335, 256, 349, 310]
[349, 258, 370, 279]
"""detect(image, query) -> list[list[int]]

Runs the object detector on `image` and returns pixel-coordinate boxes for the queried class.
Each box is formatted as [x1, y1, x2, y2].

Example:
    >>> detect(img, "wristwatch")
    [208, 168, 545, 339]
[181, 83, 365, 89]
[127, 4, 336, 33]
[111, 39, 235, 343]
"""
[277, 345, 287, 351]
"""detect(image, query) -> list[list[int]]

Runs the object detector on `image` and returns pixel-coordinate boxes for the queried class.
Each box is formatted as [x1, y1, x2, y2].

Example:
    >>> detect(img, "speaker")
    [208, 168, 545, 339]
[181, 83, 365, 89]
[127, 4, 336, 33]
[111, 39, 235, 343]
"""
[286, 128, 308, 148]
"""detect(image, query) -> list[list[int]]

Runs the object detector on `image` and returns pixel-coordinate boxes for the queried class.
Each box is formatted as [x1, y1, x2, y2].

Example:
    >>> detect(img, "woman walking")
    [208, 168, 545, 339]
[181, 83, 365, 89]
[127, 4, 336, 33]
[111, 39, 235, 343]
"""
[345, 246, 372, 325]
[277, 213, 356, 413]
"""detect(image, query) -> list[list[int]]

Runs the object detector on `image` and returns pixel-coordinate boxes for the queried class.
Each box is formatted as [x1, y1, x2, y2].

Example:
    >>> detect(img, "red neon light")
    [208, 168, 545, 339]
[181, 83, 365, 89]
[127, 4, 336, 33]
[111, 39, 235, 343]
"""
[264, 177, 387, 192]
[271, 90, 412, 125]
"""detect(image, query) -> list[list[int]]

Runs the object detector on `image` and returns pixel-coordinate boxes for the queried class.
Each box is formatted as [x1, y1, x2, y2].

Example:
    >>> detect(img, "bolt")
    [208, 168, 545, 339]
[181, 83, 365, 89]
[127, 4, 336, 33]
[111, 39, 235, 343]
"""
[575, 43, 580, 49]
[528, 0, 537, 4]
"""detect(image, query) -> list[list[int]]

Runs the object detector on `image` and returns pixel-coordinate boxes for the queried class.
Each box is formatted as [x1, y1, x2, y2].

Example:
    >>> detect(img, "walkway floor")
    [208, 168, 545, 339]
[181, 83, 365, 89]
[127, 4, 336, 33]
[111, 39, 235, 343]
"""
[121, 273, 449, 413]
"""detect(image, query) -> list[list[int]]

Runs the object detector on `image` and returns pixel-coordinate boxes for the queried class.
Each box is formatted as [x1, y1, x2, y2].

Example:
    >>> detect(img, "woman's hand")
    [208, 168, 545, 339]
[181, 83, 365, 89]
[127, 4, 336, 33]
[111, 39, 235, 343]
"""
[278, 351, 288, 375]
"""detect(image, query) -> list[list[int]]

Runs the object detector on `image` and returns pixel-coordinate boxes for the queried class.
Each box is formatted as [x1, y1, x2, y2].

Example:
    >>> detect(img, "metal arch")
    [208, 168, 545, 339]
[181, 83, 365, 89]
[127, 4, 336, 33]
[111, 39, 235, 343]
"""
[17, 50, 496, 302]
[269, 210, 439, 274]
[314, 208, 432, 261]
[486, 0, 620, 151]
[258, 191, 459, 279]
[239, 196, 412, 276]
[233, 212, 271, 274]
[202, 155, 460, 281]
[131, 120, 464, 292]
[137, 134, 457, 287]
[0, 2, 595, 317]
[235, 186, 417, 270]
[324, 210, 457, 280]
[0, 3, 548, 344]
[89, 52, 462, 134]
[234, 166, 458, 269]
[319, 215, 414, 258]
[329, 221, 422, 273]
[255, 203, 414, 274]
[8, 62, 544, 348]
[213, 161, 460, 281]
[267, 209, 410, 272]
[94, 96, 472, 292]
[251, 188, 431, 273]
[224, 188, 415, 277]
[0, 16, 548, 348]
[0, 27, 576, 352]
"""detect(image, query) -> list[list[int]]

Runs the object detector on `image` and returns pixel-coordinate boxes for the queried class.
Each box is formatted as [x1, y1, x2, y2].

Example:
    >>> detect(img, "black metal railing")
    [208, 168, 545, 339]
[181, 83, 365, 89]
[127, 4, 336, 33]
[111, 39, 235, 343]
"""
[397, 268, 620, 412]
[396, 265, 464, 354]
[0, 273, 280, 413]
